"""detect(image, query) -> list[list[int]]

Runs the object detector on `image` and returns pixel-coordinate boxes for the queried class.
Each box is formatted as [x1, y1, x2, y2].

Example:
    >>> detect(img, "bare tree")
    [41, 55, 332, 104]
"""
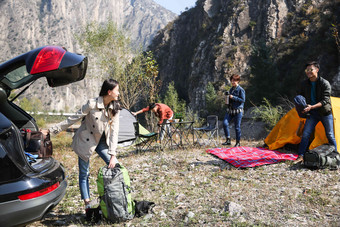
[76, 21, 160, 110]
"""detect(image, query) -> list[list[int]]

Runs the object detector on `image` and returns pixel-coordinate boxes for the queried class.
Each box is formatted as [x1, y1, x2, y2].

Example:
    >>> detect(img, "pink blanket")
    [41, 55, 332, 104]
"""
[206, 146, 298, 168]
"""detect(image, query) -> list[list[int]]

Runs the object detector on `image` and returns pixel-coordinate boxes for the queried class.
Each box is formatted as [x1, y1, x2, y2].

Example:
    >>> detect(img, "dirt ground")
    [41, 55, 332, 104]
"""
[28, 134, 340, 226]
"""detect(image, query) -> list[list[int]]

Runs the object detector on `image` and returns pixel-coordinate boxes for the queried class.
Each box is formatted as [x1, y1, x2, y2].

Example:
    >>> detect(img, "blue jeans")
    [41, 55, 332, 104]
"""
[223, 112, 243, 142]
[78, 134, 118, 200]
[159, 116, 173, 141]
[298, 111, 337, 156]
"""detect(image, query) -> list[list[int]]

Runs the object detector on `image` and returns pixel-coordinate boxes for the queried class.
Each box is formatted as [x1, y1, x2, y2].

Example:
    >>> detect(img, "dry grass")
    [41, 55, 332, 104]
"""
[29, 132, 340, 226]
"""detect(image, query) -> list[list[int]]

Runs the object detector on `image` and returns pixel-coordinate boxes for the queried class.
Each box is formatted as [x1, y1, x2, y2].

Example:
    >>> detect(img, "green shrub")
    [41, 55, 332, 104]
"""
[205, 82, 228, 119]
[163, 81, 187, 120]
[251, 98, 283, 131]
[185, 106, 204, 128]
[34, 115, 46, 128]
[249, 21, 256, 28]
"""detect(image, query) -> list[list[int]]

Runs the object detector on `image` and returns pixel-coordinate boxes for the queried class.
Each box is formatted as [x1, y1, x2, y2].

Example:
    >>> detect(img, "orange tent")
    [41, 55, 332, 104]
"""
[264, 97, 340, 152]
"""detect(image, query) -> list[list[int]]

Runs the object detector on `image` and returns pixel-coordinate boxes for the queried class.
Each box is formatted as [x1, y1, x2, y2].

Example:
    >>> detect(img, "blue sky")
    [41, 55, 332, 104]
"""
[153, 0, 197, 15]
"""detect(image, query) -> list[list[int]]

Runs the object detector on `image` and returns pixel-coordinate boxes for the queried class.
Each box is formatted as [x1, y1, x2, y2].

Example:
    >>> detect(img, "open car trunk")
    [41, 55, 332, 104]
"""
[0, 46, 87, 164]
[0, 112, 53, 171]
[0, 46, 87, 129]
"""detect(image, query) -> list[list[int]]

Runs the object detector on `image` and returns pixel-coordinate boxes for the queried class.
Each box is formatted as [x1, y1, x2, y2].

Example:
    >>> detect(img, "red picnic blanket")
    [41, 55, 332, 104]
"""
[206, 146, 298, 168]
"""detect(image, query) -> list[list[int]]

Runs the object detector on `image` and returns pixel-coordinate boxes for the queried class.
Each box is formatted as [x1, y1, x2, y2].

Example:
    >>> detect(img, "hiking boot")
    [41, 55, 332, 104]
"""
[222, 138, 231, 146]
[234, 142, 240, 147]
[293, 155, 304, 164]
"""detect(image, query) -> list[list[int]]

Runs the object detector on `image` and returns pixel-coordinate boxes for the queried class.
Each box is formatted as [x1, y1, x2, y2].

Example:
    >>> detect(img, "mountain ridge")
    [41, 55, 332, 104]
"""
[0, 0, 176, 111]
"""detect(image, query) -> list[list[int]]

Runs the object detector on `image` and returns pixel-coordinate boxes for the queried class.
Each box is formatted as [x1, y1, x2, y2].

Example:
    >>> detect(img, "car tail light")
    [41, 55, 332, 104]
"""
[18, 182, 60, 200]
[30, 46, 66, 75]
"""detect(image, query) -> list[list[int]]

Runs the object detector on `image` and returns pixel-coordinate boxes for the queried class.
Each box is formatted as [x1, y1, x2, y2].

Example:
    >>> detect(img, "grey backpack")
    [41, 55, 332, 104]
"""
[304, 144, 340, 170]
[97, 164, 135, 223]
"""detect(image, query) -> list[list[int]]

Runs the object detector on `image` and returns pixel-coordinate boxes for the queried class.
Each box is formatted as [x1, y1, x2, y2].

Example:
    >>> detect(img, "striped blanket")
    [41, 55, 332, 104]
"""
[206, 146, 298, 168]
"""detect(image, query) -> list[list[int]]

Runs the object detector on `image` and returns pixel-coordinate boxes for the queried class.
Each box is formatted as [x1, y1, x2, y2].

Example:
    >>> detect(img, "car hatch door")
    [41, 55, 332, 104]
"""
[0, 46, 88, 90]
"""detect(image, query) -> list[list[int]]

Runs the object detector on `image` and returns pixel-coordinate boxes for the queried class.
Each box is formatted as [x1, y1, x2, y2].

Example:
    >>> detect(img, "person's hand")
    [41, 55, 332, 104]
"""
[302, 104, 312, 113]
[229, 95, 233, 99]
[40, 129, 49, 135]
[131, 112, 137, 116]
[108, 155, 117, 168]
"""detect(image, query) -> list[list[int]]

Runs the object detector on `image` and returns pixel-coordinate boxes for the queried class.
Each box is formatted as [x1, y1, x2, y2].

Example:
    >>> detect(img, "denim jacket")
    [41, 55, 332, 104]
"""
[229, 85, 246, 110]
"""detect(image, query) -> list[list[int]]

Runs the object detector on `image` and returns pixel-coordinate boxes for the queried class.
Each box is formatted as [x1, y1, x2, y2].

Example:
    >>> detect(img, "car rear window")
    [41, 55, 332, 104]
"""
[4, 65, 30, 83]
[0, 144, 22, 183]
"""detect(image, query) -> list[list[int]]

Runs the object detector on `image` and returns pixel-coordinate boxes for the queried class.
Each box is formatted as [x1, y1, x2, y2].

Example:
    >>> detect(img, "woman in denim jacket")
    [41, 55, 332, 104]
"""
[222, 74, 246, 147]
[44, 79, 121, 212]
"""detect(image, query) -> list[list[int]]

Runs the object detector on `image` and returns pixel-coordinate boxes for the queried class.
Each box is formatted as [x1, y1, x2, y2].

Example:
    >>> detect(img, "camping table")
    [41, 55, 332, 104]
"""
[159, 120, 194, 149]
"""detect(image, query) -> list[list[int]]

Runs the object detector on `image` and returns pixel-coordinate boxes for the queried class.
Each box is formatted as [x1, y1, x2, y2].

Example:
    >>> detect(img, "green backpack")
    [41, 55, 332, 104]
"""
[97, 164, 135, 222]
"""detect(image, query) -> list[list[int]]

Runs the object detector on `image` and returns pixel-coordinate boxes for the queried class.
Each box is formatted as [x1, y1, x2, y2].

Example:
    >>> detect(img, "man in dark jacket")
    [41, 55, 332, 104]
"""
[294, 61, 337, 163]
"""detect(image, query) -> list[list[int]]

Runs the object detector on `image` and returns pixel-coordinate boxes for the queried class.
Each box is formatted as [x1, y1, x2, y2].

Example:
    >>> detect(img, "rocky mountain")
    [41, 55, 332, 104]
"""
[0, 0, 176, 111]
[149, 0, 340, 114]
[0, 0, 176, 59]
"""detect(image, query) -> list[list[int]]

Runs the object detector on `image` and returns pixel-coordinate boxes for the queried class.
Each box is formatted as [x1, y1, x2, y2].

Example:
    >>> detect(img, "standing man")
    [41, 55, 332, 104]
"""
[132, 103, 174, 141]
[295, 61, 337, 163]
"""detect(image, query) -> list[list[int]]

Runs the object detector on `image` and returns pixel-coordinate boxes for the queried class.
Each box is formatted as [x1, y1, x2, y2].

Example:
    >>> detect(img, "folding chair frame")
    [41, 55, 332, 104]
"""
[133, 122, 158, 152]
[194, 115, 219, 147]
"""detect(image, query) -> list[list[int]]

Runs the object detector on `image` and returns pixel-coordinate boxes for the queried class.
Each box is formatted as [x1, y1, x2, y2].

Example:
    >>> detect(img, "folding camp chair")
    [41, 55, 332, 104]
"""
[133, 122, 158, 152]
[193, 115, 219, 147]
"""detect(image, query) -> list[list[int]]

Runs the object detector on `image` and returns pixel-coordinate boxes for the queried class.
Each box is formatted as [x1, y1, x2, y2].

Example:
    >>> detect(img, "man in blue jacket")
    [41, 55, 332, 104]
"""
[294, 61, 337, 163]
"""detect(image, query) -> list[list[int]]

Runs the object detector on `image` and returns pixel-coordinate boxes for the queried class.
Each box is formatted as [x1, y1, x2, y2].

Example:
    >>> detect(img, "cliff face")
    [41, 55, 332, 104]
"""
[0, 0, 176, 111]
[149, 0, 340, 112]
[1, 0, 176, 58]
